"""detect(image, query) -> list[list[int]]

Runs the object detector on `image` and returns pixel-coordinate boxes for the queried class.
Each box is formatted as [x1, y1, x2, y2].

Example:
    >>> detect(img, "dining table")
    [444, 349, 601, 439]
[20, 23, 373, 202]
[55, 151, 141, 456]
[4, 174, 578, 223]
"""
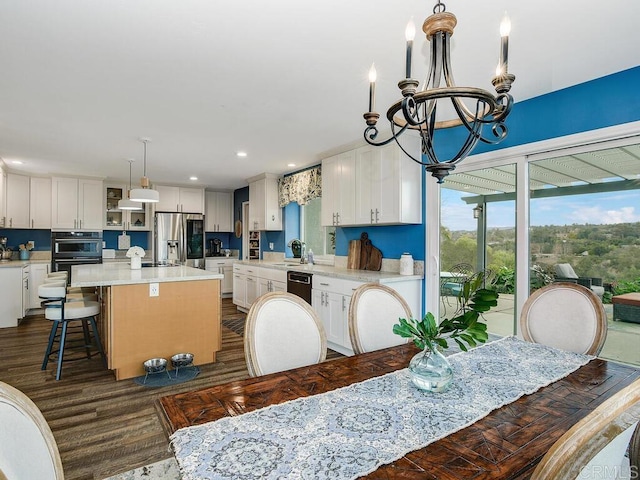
[157, 338, 640, 479]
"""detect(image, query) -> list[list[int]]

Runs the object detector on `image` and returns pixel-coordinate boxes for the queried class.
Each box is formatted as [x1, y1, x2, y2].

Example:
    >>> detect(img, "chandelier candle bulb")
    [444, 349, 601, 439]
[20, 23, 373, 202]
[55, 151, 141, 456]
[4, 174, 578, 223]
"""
[499, 12, 511, 73]
[368, 63, 377, 112]
[405, 18, 416, 79]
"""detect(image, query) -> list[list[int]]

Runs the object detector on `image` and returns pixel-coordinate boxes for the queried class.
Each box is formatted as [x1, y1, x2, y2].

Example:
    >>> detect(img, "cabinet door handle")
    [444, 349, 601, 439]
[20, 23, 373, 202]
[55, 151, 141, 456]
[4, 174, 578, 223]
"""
[9, 218, 12, 227]
[79, 219, 82, 229]
[342, 295, 346, 311]
[320, 282, 330, 286]
[321, 292, 325, 306]
[376, 209, 380, 223]
[336, 212, 340, 225]
[370, 209, 374, 223]
[31, 219, 34, 228]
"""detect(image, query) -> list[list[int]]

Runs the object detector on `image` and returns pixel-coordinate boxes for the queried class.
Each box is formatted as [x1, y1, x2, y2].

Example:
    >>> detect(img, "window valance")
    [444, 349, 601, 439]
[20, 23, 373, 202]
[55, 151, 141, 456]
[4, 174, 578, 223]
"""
[278, 166, 321, 207]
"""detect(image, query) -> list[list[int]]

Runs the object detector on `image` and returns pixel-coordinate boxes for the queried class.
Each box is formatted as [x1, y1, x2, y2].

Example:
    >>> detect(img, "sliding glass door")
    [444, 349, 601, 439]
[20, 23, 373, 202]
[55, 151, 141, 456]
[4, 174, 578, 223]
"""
[439, 165, 517, 336]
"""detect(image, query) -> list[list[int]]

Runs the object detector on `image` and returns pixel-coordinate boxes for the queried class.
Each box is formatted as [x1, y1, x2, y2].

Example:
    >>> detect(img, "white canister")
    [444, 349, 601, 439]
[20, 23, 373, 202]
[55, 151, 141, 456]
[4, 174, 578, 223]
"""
[130, 256, 142, 270]
[400, 253, 414, 276]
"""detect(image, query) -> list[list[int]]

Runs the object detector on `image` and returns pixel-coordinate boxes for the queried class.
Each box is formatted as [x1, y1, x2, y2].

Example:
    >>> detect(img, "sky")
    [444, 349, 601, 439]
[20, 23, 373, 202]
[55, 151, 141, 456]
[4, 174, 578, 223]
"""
[441, 188, 640, 232]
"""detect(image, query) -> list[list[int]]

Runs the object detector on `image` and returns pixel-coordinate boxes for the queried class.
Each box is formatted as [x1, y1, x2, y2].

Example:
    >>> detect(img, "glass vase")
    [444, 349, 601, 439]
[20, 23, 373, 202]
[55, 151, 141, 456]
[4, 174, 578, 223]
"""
[408, 341, 453, 393]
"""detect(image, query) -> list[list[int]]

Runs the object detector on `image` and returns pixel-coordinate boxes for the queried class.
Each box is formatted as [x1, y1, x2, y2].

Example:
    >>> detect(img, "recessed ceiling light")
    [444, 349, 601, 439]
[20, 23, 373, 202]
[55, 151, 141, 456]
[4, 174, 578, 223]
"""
[11, 160, 23, 165]
[236, 151, 247, 158]
[189, 176, 198, 181]
[287, 163, 296, 167]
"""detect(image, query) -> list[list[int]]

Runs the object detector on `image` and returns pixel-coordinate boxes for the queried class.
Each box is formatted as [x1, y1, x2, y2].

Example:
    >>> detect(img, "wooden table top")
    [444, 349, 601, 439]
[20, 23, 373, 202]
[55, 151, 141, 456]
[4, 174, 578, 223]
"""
[157, 343, 640, 479]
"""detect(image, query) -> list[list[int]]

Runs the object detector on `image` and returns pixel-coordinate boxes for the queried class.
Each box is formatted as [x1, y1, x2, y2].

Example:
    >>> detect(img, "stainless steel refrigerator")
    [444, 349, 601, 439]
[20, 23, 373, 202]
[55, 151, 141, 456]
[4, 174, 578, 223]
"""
[153, 212, 205, 268]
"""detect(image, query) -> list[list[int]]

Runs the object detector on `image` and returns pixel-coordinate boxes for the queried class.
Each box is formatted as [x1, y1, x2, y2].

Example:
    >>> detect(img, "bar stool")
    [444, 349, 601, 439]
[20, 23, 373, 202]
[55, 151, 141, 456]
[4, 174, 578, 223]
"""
[39, 284, 106, 380]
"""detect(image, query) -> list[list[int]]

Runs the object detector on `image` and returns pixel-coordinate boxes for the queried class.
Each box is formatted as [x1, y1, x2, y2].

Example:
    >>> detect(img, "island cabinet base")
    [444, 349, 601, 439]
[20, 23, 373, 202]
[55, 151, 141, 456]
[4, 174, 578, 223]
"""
[106, 279, 221, 380]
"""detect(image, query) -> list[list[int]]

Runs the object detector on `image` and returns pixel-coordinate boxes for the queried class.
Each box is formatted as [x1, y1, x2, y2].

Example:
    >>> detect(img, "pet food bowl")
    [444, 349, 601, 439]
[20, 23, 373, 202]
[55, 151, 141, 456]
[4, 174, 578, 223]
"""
[143, 357, 168, 374]
[171, 353, 194, 369]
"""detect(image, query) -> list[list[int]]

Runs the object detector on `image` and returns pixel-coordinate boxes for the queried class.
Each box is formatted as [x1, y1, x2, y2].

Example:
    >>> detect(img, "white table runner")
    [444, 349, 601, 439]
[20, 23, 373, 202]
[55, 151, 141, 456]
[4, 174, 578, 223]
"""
[171, 337, 593, 480]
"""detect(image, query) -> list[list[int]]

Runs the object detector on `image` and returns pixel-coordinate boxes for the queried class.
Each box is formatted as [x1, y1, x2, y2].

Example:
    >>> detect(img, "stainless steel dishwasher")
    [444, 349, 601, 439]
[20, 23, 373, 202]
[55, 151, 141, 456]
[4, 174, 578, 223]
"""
[287, 271, 313, 304]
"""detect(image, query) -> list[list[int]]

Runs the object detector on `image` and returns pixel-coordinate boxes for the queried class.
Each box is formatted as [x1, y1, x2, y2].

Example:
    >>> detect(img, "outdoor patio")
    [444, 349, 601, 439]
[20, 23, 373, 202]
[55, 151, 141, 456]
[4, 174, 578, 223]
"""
[443, 293, 640, 366]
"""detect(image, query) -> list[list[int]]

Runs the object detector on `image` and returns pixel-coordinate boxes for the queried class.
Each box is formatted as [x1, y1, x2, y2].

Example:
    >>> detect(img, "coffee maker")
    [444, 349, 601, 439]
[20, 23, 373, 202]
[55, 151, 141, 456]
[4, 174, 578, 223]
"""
[208, 238, 222, 256]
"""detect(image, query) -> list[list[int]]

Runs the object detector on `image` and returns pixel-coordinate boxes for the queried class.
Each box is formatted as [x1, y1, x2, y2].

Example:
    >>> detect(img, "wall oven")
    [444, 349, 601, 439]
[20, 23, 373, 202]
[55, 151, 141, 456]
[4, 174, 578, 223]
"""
[51, 231, 103, 283]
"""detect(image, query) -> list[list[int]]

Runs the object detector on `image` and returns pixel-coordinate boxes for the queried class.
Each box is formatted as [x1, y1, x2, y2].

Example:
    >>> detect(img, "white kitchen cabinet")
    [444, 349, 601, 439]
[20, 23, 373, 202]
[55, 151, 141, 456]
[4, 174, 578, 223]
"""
[0, 265, 28, 328]
[51, 177, 103, 230]
[205, 191, 233, 232]
[29, 262, 49, 309]
[248, 173, 282, 231]
[154, 185, 204, 213]
[104, 184, 150, 231]
[5, 173, 30, 228]
[312, 275, 362, 356]
[245, 270, 259, 308]
[0, 163, 6, 227]
[232, 265, 247, 308]
[321, 150, 356, 226]
[29, 177, 52, 229]
[355, 138, 422, 225]
[258, 268, 286, 296]
[232, 264, 260, 309]
[205, 257, 234, 296]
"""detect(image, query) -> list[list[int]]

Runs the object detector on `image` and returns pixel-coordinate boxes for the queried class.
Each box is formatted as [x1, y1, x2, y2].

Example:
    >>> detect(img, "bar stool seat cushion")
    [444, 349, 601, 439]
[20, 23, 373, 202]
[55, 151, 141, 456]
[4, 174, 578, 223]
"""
[44, 301, 100, 321]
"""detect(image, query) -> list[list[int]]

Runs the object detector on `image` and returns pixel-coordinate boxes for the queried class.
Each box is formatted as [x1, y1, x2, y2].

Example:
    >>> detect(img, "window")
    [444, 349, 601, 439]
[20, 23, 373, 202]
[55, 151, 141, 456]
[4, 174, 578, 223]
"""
[300, 197, 335, 256]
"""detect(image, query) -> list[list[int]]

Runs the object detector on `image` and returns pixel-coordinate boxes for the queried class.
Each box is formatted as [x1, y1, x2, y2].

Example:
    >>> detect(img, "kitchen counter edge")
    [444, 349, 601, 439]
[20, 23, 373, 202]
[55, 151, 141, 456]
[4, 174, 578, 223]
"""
[234, 260, 423, 283]
[71, 263, 223, 287]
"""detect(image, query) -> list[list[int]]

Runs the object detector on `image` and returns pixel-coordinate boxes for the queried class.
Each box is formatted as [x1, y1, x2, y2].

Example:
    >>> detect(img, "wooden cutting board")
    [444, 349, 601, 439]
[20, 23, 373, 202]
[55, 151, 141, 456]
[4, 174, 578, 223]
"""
[347, 240, 361, 269]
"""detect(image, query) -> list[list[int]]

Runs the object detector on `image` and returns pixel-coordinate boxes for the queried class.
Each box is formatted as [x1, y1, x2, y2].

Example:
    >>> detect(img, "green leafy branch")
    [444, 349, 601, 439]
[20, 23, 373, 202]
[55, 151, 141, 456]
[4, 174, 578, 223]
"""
[393, 271, 498, 352]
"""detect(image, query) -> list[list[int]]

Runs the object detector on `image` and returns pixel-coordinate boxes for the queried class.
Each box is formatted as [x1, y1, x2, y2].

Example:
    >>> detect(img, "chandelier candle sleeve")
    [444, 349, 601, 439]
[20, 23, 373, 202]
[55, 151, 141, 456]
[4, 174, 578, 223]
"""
[499, 12, 511, 74]
[368, 63, 377, 112]
[405, 19, 415, 79]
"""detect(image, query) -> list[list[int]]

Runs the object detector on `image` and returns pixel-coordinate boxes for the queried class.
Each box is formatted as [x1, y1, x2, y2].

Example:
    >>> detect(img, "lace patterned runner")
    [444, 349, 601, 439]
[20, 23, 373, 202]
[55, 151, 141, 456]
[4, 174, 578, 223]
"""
[170, 337, 593, 480]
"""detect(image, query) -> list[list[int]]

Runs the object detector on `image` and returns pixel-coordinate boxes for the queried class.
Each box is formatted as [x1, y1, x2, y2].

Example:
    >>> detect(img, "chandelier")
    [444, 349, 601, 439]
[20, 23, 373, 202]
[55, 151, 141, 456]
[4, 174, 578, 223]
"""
[363, 1, 515, 183]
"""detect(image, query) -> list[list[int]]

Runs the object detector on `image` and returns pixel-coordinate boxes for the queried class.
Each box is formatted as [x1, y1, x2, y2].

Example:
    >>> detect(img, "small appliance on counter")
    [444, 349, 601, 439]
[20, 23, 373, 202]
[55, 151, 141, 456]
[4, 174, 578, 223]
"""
[0, 237, 11, 262]
[208, 238, 222, 256]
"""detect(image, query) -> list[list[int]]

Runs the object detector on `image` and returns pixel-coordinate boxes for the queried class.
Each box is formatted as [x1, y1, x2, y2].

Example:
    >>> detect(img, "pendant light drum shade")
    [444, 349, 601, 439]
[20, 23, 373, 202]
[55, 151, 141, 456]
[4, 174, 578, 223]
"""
[129, 187, 159, 203]
[129, 138, 160, 203]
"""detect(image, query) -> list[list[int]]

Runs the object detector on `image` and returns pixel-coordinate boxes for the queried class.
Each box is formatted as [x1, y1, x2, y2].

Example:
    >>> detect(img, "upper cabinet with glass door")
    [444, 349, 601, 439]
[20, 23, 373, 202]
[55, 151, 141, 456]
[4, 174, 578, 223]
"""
[104, 184, 150, 231]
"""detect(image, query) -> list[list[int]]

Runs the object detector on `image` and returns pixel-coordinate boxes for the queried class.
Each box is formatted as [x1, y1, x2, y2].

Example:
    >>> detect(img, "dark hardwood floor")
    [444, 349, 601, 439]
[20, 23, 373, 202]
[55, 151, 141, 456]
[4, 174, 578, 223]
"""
[0, 298, 343, 479]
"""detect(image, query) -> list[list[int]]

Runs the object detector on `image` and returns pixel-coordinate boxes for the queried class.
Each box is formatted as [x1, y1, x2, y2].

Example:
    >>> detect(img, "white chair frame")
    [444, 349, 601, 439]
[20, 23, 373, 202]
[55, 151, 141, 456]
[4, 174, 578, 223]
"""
[0, 381, 64, 480]
[530, 378, 640, 480]
[520, 282, 607, 355]
[348, 283, 413, 355]
[244, 292, 327, 377]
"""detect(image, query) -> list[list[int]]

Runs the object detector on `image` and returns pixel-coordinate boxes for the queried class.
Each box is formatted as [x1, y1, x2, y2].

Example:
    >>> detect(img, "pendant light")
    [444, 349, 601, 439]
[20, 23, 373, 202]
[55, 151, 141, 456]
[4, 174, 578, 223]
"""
[117, 159, 143, 210]
[129, 138, 160, 203]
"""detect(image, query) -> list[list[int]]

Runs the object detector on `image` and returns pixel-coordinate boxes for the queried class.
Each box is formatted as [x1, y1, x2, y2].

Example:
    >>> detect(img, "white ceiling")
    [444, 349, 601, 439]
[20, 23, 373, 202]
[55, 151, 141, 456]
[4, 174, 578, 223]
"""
[1, 1, 639, 191]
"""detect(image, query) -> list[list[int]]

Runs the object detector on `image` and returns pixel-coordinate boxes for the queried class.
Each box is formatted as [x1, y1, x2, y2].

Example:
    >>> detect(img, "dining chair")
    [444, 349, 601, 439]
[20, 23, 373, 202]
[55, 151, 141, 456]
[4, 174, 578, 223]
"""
[530, 378, 640, 480]
[0, 381, 65, 480]
[244, 291, 327, 377]
[520, 282, 607, 355]
[348, 283, 412, 354]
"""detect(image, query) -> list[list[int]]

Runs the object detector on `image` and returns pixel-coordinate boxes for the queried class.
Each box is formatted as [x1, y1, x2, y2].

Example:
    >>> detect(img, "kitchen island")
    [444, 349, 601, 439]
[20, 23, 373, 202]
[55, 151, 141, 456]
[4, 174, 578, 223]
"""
[72, 263, 223, 380]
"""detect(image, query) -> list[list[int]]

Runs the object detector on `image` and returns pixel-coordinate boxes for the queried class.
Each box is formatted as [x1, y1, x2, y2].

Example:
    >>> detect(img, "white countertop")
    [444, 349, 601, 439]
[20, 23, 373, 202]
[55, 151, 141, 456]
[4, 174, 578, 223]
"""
[0, 259, 50, 268]
[235, 260, 423, 283]
[71, 262, 223, 287]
